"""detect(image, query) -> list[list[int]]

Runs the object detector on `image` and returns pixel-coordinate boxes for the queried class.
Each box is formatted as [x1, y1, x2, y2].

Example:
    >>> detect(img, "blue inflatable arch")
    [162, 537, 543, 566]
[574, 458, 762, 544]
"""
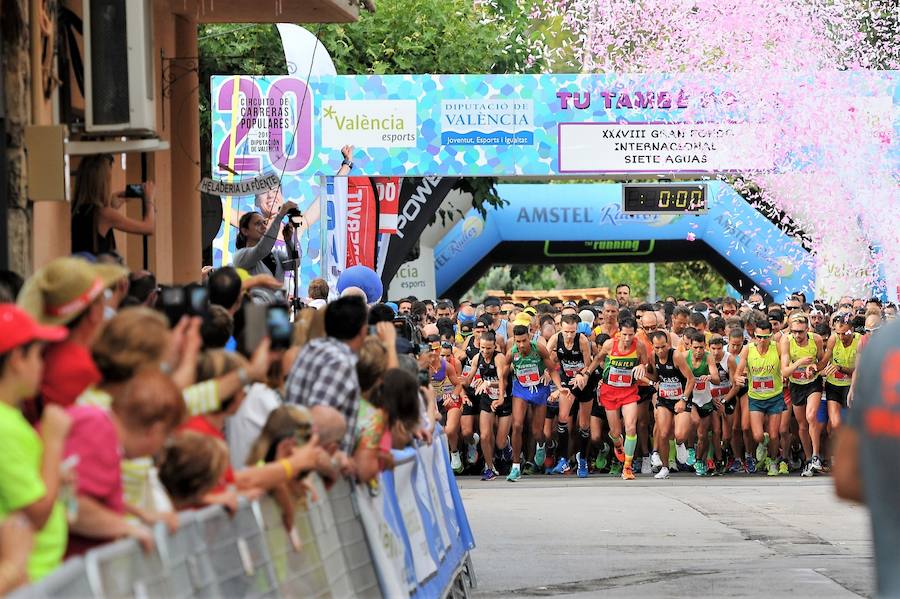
[434, 182, 814, 303]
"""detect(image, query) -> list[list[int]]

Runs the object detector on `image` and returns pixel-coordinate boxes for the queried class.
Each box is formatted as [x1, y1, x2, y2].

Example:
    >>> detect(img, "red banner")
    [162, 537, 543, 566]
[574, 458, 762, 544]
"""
[374, 177, 401, 234]
[346, 177, 378, 268]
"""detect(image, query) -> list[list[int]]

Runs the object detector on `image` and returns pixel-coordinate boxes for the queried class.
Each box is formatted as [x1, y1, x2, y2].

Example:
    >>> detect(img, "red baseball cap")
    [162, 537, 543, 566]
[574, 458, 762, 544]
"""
[0, 304, 68, 354]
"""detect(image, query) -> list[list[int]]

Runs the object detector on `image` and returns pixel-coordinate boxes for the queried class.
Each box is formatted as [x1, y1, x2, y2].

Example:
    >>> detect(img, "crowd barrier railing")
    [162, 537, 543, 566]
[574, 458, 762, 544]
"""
[10, 426, 475, 599]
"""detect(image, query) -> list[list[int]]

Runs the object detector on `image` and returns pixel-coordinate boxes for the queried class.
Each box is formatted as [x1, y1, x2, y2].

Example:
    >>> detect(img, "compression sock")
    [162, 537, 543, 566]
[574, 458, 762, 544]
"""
[669, 438, 677, 460]
[579, 428, 591, 458]
[556, 422, 570, 463]
[624, 434, 638, 469]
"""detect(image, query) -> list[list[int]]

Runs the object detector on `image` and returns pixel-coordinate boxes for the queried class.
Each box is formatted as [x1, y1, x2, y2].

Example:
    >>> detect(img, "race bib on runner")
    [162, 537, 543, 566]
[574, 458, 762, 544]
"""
[792, 368, 810, 381]
[562, 360, 584, 379]
[608, 366, 633, 388]
[658, 381, 683, 399]
[711, 385, 729, 399]
[832, 368, 849, 380]
[516, 363, 541, 386]
[752, 376, 775, 391]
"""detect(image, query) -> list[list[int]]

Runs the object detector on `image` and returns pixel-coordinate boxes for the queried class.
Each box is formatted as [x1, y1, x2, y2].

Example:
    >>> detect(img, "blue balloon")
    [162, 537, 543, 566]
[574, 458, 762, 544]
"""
[576, 322, 592, 336]
[337, 265, 384, 304]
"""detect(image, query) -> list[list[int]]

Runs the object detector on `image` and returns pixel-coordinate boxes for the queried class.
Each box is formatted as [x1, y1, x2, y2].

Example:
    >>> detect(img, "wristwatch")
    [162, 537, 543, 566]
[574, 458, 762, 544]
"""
[341, 159, 354, 170]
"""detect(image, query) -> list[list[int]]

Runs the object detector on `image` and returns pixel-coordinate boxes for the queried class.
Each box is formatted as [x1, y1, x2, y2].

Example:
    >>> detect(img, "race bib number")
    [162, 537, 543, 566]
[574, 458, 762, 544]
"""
[562, 360, 584, 379]
[792, 368, 810, 381]
[832, 368, 849, 380]
[462, 364, 472, 377]
[608, 367, 633, 388]
[752, 376, 775, 391]
[516, 363, 541, 386]
[658, 381, 683, 399]
[711, 385, 729, 399]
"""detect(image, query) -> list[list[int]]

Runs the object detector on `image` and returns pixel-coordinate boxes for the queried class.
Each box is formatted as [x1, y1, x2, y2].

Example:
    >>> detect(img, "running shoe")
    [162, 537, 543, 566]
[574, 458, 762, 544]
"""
[654, 466, 670, 479]
[788, 456, 802, 472]
[609, 460, 623, 477]
[694, 461, 707, 476]
[576, 453, 589, 478]
[707, 457, 716, 473]
[728, 458, 744, 474]
[613, 445, 625, 463]
[810, 455, 823, 473]
[506, 466, 521, 482]
[675, 443, 688, 465]
[634, 456, 644, 474]
[778, 460, 789, 475]
[622, 466, 635, 480]
[482, 467, 497, 481]
[801, 462, 815, 477]
[594, 444, 609, 471]
[668, 457, 679, 472]
[767, 460, 778, 477]
[756, 433, 769, 463]
[550, 457, 570, 475]
[502, 444, 513, 463]
[523, 461, 538, 476]
[641, 456, 653, 475]
[466, 433, 480, 465]
[534, 444, 546, 468]
[686, 447, 697, 466]
[745, 456, 757, 474]
[451, 451, 463, 474]
[650, 451, 663, 473]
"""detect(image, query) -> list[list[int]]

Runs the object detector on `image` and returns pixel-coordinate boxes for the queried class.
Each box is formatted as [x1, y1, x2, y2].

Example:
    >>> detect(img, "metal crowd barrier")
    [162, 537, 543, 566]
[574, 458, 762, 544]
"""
[11, 429, 475, 599]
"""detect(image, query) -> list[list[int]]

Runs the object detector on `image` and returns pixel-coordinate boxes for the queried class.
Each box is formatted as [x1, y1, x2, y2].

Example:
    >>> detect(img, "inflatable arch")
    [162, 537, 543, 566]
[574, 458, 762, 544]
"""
[434, 182, 814, 302]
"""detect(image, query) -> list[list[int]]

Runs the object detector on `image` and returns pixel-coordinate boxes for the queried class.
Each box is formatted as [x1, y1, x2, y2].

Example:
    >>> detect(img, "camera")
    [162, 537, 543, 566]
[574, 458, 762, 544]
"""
[286, 208, 304, 226]
[159, 284, 208, 326]
[123, 183, 144, 198]
[417, 368, 430, 388]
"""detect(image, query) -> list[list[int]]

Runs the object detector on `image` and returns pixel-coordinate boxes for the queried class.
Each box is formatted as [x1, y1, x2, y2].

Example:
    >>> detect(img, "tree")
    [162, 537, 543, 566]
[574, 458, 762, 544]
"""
[465, 261, 728, 301]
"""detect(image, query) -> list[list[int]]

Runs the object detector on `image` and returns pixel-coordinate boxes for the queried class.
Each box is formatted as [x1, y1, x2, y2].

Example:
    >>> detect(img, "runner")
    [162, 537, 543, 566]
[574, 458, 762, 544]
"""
[734, 320, 785, 476]
[483, 296, 510, 345]
[780, 313, 825, 476]
[686, 332, 721, 476]
[462, 330, 509, 481]
[505, 325, 562, 482]
[648, 330, 695, 479]
[426, 334, 467, 473]
[634, 311, 661, 473]
[584, 318, 652, 480]
[456, 317, 485, 470]
[594, 299, 619, 343]
[819, 312, 859, 430]
[708, 336, 736, 474]
[725, 328, 750, 473]
[547, 314, 594, 477]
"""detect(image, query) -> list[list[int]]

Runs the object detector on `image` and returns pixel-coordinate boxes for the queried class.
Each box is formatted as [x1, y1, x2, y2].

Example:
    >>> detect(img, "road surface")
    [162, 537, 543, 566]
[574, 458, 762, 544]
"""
[459, 475, 873, 598]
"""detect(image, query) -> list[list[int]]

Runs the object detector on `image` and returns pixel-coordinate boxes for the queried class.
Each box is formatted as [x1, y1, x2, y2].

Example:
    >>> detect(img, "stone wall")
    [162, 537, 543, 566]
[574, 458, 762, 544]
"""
[2, 0, 33, 276]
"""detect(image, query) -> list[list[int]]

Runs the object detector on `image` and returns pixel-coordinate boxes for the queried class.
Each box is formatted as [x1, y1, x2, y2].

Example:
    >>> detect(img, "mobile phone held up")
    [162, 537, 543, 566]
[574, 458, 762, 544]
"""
[123, 183, 144, 198]
[267, 306, 292, 350]
[159, 284, 208, 327]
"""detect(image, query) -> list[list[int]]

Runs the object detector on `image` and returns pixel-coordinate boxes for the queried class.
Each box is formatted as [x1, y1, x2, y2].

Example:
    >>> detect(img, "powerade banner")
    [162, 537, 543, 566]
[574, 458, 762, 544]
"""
[380, 176, 459, 289]
[210, 73, 898, 288]
[434, 181, 816, 303]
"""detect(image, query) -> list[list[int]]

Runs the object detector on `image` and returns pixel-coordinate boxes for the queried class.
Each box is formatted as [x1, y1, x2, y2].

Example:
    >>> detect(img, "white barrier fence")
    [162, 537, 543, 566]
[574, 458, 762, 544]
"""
[12, 427, 476, 599]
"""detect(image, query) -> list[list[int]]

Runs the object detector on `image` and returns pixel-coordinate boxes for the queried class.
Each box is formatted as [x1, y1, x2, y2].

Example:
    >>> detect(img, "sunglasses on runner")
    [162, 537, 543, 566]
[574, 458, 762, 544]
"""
[790, 329, 807, 335]
[755, 333, 772, 339]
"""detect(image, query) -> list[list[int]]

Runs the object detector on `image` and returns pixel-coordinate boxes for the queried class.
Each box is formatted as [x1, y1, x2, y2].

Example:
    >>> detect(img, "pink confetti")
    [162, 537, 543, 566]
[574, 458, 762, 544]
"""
[686, 233, 697, 242]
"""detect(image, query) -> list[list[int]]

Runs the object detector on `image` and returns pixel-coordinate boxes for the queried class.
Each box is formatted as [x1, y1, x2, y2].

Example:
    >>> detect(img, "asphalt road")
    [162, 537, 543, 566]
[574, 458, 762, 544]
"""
[458, 474, 873, 598]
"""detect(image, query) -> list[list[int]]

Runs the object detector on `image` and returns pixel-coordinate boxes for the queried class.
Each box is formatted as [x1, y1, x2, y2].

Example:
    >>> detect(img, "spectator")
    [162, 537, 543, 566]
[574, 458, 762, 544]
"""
[64, 370, 186, 557]
[0, 305, 70, 581]
[70, 154, 156, 254]
[285, 295, 368, 451]
[200, 305, 234, 350]
[119, 271, 158, 309]
[17, 257, 127, 413]
[158, 432, 229, 511]
[381, 369, 423, 449]
[0, 514, 34, 593]
[353, 338, 392, 483]
[308, 277, 329, 310]
[207, 267, 244, 316]
[184, 350, 330, 500]
[233, 201, 298, 285]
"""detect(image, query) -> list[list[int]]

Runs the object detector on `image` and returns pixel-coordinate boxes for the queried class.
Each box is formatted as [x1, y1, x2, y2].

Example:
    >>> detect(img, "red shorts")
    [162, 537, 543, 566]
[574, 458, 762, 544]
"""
[440, 395, 463, 412]
[598, 383, 640, 411]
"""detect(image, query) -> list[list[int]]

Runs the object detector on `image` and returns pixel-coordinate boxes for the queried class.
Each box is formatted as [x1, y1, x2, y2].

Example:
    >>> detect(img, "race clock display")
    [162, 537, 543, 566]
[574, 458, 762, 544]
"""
[622, 183, 708, 214]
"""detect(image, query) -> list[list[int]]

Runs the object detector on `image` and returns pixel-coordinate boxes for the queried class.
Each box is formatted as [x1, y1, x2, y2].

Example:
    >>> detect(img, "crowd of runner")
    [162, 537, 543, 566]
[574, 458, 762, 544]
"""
[410, 286, 894, 482]
[0, 251, 894, 591]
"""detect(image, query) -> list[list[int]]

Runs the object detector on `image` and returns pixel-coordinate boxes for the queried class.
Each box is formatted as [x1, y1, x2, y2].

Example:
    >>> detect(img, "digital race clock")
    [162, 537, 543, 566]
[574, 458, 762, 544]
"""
[622, 183, 708, 214]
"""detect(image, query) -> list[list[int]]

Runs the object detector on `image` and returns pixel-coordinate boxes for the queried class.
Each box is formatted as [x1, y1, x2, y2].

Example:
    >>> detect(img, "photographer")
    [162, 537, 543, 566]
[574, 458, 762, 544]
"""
[71, 154, 156, 255]
[233, 201, 299, 299]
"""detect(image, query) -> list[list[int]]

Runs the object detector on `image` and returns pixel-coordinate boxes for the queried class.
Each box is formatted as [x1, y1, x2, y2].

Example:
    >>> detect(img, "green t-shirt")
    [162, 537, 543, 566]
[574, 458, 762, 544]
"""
[0, 402, 67, 580]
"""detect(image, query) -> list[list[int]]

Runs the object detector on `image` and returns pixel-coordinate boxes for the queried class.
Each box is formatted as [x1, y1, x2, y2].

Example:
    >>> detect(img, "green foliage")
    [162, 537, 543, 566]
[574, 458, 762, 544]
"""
[467, 261, 728, 301]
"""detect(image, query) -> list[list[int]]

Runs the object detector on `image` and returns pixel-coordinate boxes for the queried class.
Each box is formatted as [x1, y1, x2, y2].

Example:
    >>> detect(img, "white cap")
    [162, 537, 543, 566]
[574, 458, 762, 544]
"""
[579, 309, 595, 324]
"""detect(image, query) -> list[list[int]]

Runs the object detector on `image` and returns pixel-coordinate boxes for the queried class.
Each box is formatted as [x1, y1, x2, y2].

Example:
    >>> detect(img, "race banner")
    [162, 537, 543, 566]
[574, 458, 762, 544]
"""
[379, 176, 459, 289]
[414, 445, 451, 556]
[392, 458, 438, 584]
[430, 433, 460, 540]
[346, 176, 378, 269]
[374, 177, 401, 234]
[354, 481, 409, 596]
